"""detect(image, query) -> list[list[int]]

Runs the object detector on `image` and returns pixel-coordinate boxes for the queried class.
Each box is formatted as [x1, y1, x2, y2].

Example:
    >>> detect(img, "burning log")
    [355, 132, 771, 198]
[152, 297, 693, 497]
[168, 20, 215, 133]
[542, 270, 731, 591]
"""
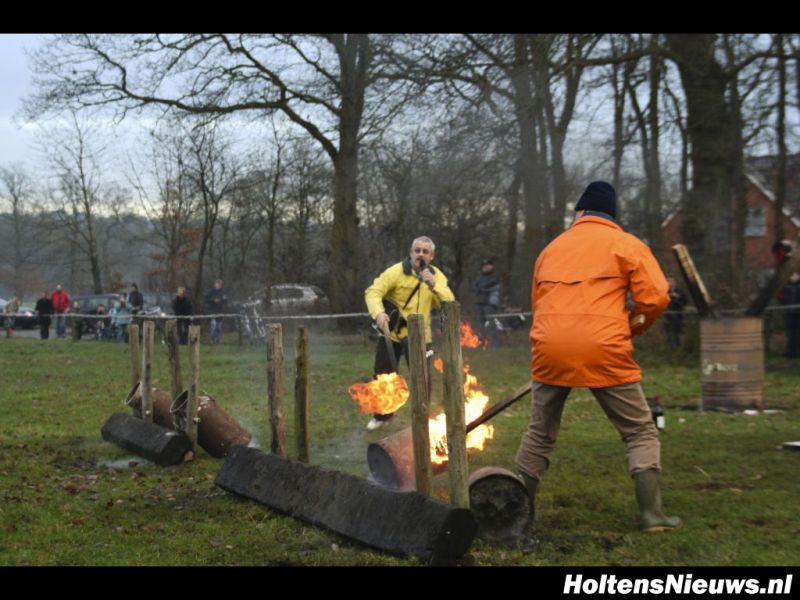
[171, 391, 252, 458]
[216, 446, 477, 563]
[101, 412, 192, 466]
[672, 244, 717, 318]
[368, 383, 533, 490]
[468, 466, 532, 542]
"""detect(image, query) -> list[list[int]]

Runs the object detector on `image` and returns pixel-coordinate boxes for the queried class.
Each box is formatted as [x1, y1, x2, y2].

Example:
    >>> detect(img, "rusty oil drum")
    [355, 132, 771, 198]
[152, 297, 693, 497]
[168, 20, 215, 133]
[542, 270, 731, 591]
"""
[700, 317, 764, 411]
[468, 466, 532, 542]
[124, 381, 177, 428]
[170, 391, 252, 458]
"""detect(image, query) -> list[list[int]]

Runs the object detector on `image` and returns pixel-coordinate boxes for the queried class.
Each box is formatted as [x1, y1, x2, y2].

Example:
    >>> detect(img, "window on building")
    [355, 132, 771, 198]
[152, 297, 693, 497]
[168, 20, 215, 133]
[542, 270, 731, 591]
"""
[745, 206, 767, 237]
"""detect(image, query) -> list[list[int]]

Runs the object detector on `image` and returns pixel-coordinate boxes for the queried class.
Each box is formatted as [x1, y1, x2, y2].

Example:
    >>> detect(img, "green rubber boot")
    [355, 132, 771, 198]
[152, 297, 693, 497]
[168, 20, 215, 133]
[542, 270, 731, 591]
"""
[634, 469, 682, 532]
[519, 472, 539, 525]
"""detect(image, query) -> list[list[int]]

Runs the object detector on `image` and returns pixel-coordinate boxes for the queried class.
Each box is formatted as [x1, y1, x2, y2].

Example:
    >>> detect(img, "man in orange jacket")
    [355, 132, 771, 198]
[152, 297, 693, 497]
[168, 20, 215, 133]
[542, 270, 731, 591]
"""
[516, 181, 682, 532]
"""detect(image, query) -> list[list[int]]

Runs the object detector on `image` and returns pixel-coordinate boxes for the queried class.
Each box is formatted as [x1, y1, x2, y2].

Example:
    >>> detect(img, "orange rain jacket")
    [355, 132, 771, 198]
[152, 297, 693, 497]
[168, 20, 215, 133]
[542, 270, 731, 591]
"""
[530, 215, 669, 388]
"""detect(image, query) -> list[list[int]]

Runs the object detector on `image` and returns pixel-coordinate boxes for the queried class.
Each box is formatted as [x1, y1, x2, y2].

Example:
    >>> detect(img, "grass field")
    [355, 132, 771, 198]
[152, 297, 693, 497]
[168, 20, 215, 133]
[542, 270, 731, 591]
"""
[1, 320, 799, 566]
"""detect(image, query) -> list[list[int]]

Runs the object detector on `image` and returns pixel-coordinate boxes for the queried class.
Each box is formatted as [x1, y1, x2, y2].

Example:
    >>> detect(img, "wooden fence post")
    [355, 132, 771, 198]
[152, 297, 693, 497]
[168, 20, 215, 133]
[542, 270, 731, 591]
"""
[165, 319, 183, 401]
[70, 315, 80, 341]
[187, 325, 201, 452]
[128, 323, 141, 388]
[294, 326, 310, 463]
[408, 313, 433, 496]
[441, 302, 469, 508]
[141, 321, 155, 423]
[267, 324, 286, 457]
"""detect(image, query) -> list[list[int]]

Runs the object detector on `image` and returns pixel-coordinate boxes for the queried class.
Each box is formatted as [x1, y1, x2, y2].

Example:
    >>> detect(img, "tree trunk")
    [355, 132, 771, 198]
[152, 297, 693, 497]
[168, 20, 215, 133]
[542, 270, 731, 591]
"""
[775, 33, 788, 241]
[503, 166, 522, 303]
[329, 35, 368, 314]
[666, 34, 735, 305]
[511, 35, 547, 308]
[645, 49, 663, 255]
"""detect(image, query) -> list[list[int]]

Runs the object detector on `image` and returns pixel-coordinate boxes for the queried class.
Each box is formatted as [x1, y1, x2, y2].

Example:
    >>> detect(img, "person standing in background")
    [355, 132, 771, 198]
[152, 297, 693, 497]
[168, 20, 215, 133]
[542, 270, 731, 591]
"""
[172, 286, 193, 345]
[35, 291, 54, 340]
[51, 284, 70, 338]
[4, 296, 20, 337]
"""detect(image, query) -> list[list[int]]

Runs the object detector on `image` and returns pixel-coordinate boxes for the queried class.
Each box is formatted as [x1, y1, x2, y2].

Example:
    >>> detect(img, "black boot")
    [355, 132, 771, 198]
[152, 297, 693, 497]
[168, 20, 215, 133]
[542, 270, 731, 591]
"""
[519, 472, 539, 525]
[634, 469, 682, 532]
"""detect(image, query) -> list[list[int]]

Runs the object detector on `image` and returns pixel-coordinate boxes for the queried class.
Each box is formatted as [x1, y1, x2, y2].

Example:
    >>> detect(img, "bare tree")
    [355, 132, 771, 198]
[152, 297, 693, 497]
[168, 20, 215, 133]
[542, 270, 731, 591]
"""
[25, 33, 414, 313]
[128, 124, 199, 292]
[40, 112, 126, 293]
[0, 164, 37, 297]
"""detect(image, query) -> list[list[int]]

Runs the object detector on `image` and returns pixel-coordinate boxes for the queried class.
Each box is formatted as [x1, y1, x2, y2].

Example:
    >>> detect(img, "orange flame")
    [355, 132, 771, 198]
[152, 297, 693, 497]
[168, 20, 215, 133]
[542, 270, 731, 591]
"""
[348, 373, 409, 415]
[460, 321, 481, 348]
[434, 356, 444, 373]
[428, 364, 494, 465]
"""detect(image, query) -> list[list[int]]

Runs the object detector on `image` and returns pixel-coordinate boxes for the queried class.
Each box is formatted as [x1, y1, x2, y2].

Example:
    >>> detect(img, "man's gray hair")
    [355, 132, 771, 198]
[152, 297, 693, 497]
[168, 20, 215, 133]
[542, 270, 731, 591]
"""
[410, 236, 436, 252]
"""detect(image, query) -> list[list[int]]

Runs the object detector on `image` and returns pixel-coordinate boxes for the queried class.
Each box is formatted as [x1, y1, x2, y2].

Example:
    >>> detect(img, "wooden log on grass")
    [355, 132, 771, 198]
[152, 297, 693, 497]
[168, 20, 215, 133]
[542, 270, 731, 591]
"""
[141, 321, 155, 423]
[407, 313, 432, 496]
[267, 324, 286, 457]
[294, 326, 310, 463]
[440, 301, 469, 509]
[215, 446, 476, 563]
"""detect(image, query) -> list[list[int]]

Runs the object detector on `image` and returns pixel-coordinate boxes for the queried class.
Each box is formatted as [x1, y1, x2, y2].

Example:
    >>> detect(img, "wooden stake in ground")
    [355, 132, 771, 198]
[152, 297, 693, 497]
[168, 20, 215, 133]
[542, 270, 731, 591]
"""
[745, 250, 800, 316]
[164, 320, 183, 401]
[672, 244, 716, 318]
[186, 325, 201, 452]
[267, 324, 286, 457]
[70, 315, 80, 341]
[141, 321, 155, 423]
[407, 313, 432, 496]
[128, 323, 141, 388]
[440, 301, 469, 509]
[294, 326, 310, 463]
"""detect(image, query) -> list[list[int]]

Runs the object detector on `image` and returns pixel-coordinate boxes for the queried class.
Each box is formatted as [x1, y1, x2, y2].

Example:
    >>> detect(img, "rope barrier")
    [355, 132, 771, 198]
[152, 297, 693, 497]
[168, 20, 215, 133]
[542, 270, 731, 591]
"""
[4, 304, 800, 323]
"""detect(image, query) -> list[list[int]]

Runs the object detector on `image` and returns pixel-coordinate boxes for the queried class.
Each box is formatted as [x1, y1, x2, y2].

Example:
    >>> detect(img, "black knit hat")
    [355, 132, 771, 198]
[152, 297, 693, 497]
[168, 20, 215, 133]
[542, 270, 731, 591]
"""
[575, 181, 617, 219]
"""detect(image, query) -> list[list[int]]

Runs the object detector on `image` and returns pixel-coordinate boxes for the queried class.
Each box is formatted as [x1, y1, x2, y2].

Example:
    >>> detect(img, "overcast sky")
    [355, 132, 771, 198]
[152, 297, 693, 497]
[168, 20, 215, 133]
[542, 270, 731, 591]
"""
[0, 34, 43, 168]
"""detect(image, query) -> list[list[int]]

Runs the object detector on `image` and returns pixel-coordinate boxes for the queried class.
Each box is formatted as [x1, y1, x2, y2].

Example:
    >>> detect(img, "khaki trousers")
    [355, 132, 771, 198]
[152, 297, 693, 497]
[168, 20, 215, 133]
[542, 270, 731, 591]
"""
[515, 380, 660, 480]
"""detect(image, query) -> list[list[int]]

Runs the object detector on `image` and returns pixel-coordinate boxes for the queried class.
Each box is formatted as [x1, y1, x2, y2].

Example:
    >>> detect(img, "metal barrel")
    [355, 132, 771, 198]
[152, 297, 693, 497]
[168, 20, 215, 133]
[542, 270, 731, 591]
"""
[170, 391, 252, 458]
[700, 317, 764, 411]
[367, 427, 448, 491]
[467, 466, 532, 542]
[124, 381, 176, 428]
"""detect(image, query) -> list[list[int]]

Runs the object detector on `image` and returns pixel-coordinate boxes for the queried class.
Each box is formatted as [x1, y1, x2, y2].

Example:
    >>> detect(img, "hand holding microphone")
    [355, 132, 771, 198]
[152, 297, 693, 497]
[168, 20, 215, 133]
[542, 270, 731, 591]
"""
[418, 259, 435, 289]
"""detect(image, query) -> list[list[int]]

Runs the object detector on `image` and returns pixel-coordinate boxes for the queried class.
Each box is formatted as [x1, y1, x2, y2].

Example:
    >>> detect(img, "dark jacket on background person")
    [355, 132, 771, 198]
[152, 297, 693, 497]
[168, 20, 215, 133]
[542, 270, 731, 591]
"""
[205, 287, 226, 313]
[129, 289, 144, 314]
[472, 271, 501, 307]
[173, 295, 193, 316]
[36, 296, 54, 316]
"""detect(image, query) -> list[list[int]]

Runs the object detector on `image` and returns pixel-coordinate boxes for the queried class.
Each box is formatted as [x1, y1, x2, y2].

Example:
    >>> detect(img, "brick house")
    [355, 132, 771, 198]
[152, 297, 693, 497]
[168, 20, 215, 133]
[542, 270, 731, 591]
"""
[660, 172, 800, 292]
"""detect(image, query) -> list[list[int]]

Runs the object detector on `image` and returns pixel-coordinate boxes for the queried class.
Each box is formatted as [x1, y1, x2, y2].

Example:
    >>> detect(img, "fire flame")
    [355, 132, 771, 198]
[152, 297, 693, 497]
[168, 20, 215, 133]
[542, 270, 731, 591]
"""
[428, 364, 494, 465]
[460, 321, 485, 348]
[348, 373, 409, 415]
[434, 356, 444, 373]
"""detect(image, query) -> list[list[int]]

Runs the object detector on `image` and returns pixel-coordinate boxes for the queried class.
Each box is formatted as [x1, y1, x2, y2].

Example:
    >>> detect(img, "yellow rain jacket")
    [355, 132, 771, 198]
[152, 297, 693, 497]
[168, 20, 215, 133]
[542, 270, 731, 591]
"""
[365, 258, 455, 343]
[530, 215, 669, 387]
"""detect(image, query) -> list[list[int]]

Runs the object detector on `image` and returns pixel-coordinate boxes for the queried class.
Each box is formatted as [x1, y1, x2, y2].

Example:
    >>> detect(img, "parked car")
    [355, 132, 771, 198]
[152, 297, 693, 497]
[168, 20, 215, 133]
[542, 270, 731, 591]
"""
[244, 284, 329, 315]
[0, 299, 38, 329]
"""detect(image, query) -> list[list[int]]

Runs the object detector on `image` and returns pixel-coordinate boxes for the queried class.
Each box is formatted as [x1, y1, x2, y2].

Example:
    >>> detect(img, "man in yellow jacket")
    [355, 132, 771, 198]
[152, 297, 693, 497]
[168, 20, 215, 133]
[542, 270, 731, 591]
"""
[364, 236, 455, 430]
[516, 181, 682, 532]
